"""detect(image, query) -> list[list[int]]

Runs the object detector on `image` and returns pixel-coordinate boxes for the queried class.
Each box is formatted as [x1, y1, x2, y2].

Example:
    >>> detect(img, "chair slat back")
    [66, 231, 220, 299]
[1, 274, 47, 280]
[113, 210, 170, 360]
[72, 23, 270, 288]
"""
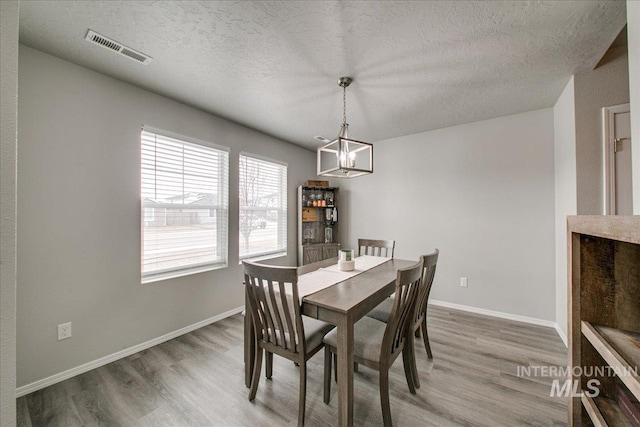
[296, 257, 338, 276]
[243, 261, 304, 354]
[382, 260, 423, 359]
[414, 249, 439, 325]
[357, 239, 395, 258]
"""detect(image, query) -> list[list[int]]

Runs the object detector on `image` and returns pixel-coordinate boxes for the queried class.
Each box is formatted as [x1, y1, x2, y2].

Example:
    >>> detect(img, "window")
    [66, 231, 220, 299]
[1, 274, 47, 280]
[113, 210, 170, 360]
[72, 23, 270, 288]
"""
[239, 153, 287, 260]
[141, 128, 229, 283]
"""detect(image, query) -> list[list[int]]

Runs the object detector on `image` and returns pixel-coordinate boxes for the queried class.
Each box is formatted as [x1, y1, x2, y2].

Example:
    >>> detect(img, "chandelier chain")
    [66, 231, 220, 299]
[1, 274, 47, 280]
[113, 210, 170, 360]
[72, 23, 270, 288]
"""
[343, 85, 347, 125]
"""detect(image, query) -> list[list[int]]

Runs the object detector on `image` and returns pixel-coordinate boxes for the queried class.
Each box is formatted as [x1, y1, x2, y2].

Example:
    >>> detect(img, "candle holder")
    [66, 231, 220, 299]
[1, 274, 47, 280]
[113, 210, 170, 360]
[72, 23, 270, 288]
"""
[338, 249, 355, 271]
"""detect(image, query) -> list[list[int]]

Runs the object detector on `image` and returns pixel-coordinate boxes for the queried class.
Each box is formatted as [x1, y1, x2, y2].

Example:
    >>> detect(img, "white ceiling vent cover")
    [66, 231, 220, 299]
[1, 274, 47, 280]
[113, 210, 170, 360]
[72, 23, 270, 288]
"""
[85, 30, 152, 65]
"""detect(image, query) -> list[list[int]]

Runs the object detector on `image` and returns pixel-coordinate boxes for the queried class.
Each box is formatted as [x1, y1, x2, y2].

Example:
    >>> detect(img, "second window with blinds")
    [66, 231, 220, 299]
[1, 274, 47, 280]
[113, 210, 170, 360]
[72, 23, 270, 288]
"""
[239, 153, 287, 260]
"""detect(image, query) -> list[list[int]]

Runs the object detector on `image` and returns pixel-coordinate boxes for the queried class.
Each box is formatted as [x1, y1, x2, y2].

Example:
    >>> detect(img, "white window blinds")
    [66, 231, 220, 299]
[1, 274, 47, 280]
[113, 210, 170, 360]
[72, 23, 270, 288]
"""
[141, 129, 229, 283]
[239, 153, 287, 260]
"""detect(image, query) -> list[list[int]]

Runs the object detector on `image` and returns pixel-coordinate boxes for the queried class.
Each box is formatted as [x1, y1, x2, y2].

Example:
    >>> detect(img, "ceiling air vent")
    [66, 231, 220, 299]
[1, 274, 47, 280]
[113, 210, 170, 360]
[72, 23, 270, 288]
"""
[85, 30, 153, 65]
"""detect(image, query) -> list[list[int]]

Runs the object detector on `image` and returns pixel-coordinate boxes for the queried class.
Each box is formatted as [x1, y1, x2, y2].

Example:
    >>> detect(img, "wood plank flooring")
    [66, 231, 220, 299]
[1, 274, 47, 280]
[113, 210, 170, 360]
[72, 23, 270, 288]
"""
[17, 306, 568, 426]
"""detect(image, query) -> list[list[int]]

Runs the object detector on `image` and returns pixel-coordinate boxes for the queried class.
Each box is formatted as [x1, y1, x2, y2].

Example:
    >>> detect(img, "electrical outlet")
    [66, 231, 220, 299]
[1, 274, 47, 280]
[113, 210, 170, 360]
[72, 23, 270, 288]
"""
[58, 322, 72, 340]
[460, 277, 468, 287]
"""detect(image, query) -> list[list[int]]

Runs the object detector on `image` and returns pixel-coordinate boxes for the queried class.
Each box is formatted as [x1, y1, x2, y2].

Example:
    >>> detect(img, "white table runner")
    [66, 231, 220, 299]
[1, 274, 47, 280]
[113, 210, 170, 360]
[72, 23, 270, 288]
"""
[296, 255, 391, 302]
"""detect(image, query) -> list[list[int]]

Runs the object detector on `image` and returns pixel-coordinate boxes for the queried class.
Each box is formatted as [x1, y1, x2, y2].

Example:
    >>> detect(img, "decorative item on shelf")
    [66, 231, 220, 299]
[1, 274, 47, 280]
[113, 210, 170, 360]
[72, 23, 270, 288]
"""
[305, 180, 329, 187]
[325, 191, 334, 207]
[338, 249, 355, 271]
[303, 228, 314, 245]
[317, 77, 373, 178]
[324, 227, 333, 243]
[325, 208, 333, 222]
[301, 207, 317, 222]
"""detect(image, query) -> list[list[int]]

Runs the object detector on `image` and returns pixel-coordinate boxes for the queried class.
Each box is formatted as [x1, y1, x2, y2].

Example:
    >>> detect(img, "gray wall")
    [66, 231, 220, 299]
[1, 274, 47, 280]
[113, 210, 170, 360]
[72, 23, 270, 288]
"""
[574, 52, 629, 215]
[1, 1, 19, 424]
[17, 46, 316, 387]
[340, 109, 556, 321]
[553, 77, 577, 343]
[628, 0, 640, 213]
[552, 52, 631, 344]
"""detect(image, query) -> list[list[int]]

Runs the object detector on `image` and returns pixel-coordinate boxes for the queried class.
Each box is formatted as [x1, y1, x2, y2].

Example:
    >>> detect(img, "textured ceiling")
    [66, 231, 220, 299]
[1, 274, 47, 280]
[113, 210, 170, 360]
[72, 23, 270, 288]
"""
[19, 1, 626, 150]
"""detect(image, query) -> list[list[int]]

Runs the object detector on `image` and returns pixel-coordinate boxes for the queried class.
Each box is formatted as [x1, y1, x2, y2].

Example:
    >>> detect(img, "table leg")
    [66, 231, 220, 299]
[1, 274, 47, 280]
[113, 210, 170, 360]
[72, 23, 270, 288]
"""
[337, 315, 354, 427]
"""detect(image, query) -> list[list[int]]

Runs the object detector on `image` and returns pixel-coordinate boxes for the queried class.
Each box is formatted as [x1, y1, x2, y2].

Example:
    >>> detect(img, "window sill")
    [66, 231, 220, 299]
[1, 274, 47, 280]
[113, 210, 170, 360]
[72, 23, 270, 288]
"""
[239, 251, 287, 265]
[142, 263, 227, 284]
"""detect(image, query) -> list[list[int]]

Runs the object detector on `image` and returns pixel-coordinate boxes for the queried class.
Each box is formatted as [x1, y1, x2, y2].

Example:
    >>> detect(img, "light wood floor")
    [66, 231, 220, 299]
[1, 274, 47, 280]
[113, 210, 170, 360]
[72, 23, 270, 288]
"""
[17, 306, 568, 426]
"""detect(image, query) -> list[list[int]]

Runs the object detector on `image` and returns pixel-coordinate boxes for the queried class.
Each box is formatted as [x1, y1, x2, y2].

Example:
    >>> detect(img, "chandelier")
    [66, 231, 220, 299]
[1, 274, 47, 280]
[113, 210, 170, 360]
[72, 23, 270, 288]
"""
[317, 77, 373, 178]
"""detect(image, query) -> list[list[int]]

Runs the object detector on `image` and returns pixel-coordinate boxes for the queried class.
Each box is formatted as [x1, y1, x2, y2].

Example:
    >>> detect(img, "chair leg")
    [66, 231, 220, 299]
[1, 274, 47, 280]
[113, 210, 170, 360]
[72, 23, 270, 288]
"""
[421, 318, 433, 359]
[298, 360, 307, 426]
[333, 353, 338, 382]
[379, 368, 393, 427]
[266, 352, 273, 379]
[402, 341, 417, 393]
[409, 326, 421, 389]
[324, 347, 332, 404]
[245, 317, 255, 388]
[354, 361, 359, 372]
[410, 335, 420, 389]
[249, 347, 263, 401]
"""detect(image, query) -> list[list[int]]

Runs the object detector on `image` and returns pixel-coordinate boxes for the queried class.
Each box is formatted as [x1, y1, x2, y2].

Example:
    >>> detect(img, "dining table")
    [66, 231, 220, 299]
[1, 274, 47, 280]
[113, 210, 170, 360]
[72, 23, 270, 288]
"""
[244, 256, 417, 427]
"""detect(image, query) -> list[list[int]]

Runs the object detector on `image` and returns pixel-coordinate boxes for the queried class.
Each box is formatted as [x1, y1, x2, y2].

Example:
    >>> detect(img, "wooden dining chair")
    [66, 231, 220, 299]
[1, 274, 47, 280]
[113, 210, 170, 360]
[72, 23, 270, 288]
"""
[366, 249, 439, 389]
[322, 260, 424, 427]
[358, 238, 395, 258]
[243, 261, 335, 426]
[296, 257, 337, 276]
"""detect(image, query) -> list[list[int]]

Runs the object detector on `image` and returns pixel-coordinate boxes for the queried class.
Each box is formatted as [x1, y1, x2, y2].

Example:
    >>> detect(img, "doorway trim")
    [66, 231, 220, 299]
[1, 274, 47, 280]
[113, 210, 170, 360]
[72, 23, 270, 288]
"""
[602, 103, 630, 215]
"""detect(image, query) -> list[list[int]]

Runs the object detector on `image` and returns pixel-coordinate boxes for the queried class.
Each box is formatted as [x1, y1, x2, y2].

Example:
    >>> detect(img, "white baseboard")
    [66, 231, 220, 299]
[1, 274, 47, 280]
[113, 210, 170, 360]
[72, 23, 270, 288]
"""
[17, 301, 568, 397]
[554, 323, 568, 348]
[429, 299, 557, 329]
[16, 306, 244, 397]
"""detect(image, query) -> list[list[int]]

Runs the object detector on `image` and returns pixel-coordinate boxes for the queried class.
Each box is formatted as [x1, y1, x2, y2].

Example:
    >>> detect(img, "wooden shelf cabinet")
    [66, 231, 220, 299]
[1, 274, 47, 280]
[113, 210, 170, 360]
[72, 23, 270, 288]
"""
[581, 322, 640, 401]
[569, 216, 640, 426]
[300, 243, 340, 265]
[581, 395, 635, 427]
[297, 185, 340, 265]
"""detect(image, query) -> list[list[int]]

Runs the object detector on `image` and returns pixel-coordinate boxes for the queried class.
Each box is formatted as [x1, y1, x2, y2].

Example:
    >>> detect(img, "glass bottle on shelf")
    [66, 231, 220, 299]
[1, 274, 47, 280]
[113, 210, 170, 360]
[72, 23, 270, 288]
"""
[303, 227, 314, 244]
[324, 226, 333, 243]
[326, 191, 334, 207]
